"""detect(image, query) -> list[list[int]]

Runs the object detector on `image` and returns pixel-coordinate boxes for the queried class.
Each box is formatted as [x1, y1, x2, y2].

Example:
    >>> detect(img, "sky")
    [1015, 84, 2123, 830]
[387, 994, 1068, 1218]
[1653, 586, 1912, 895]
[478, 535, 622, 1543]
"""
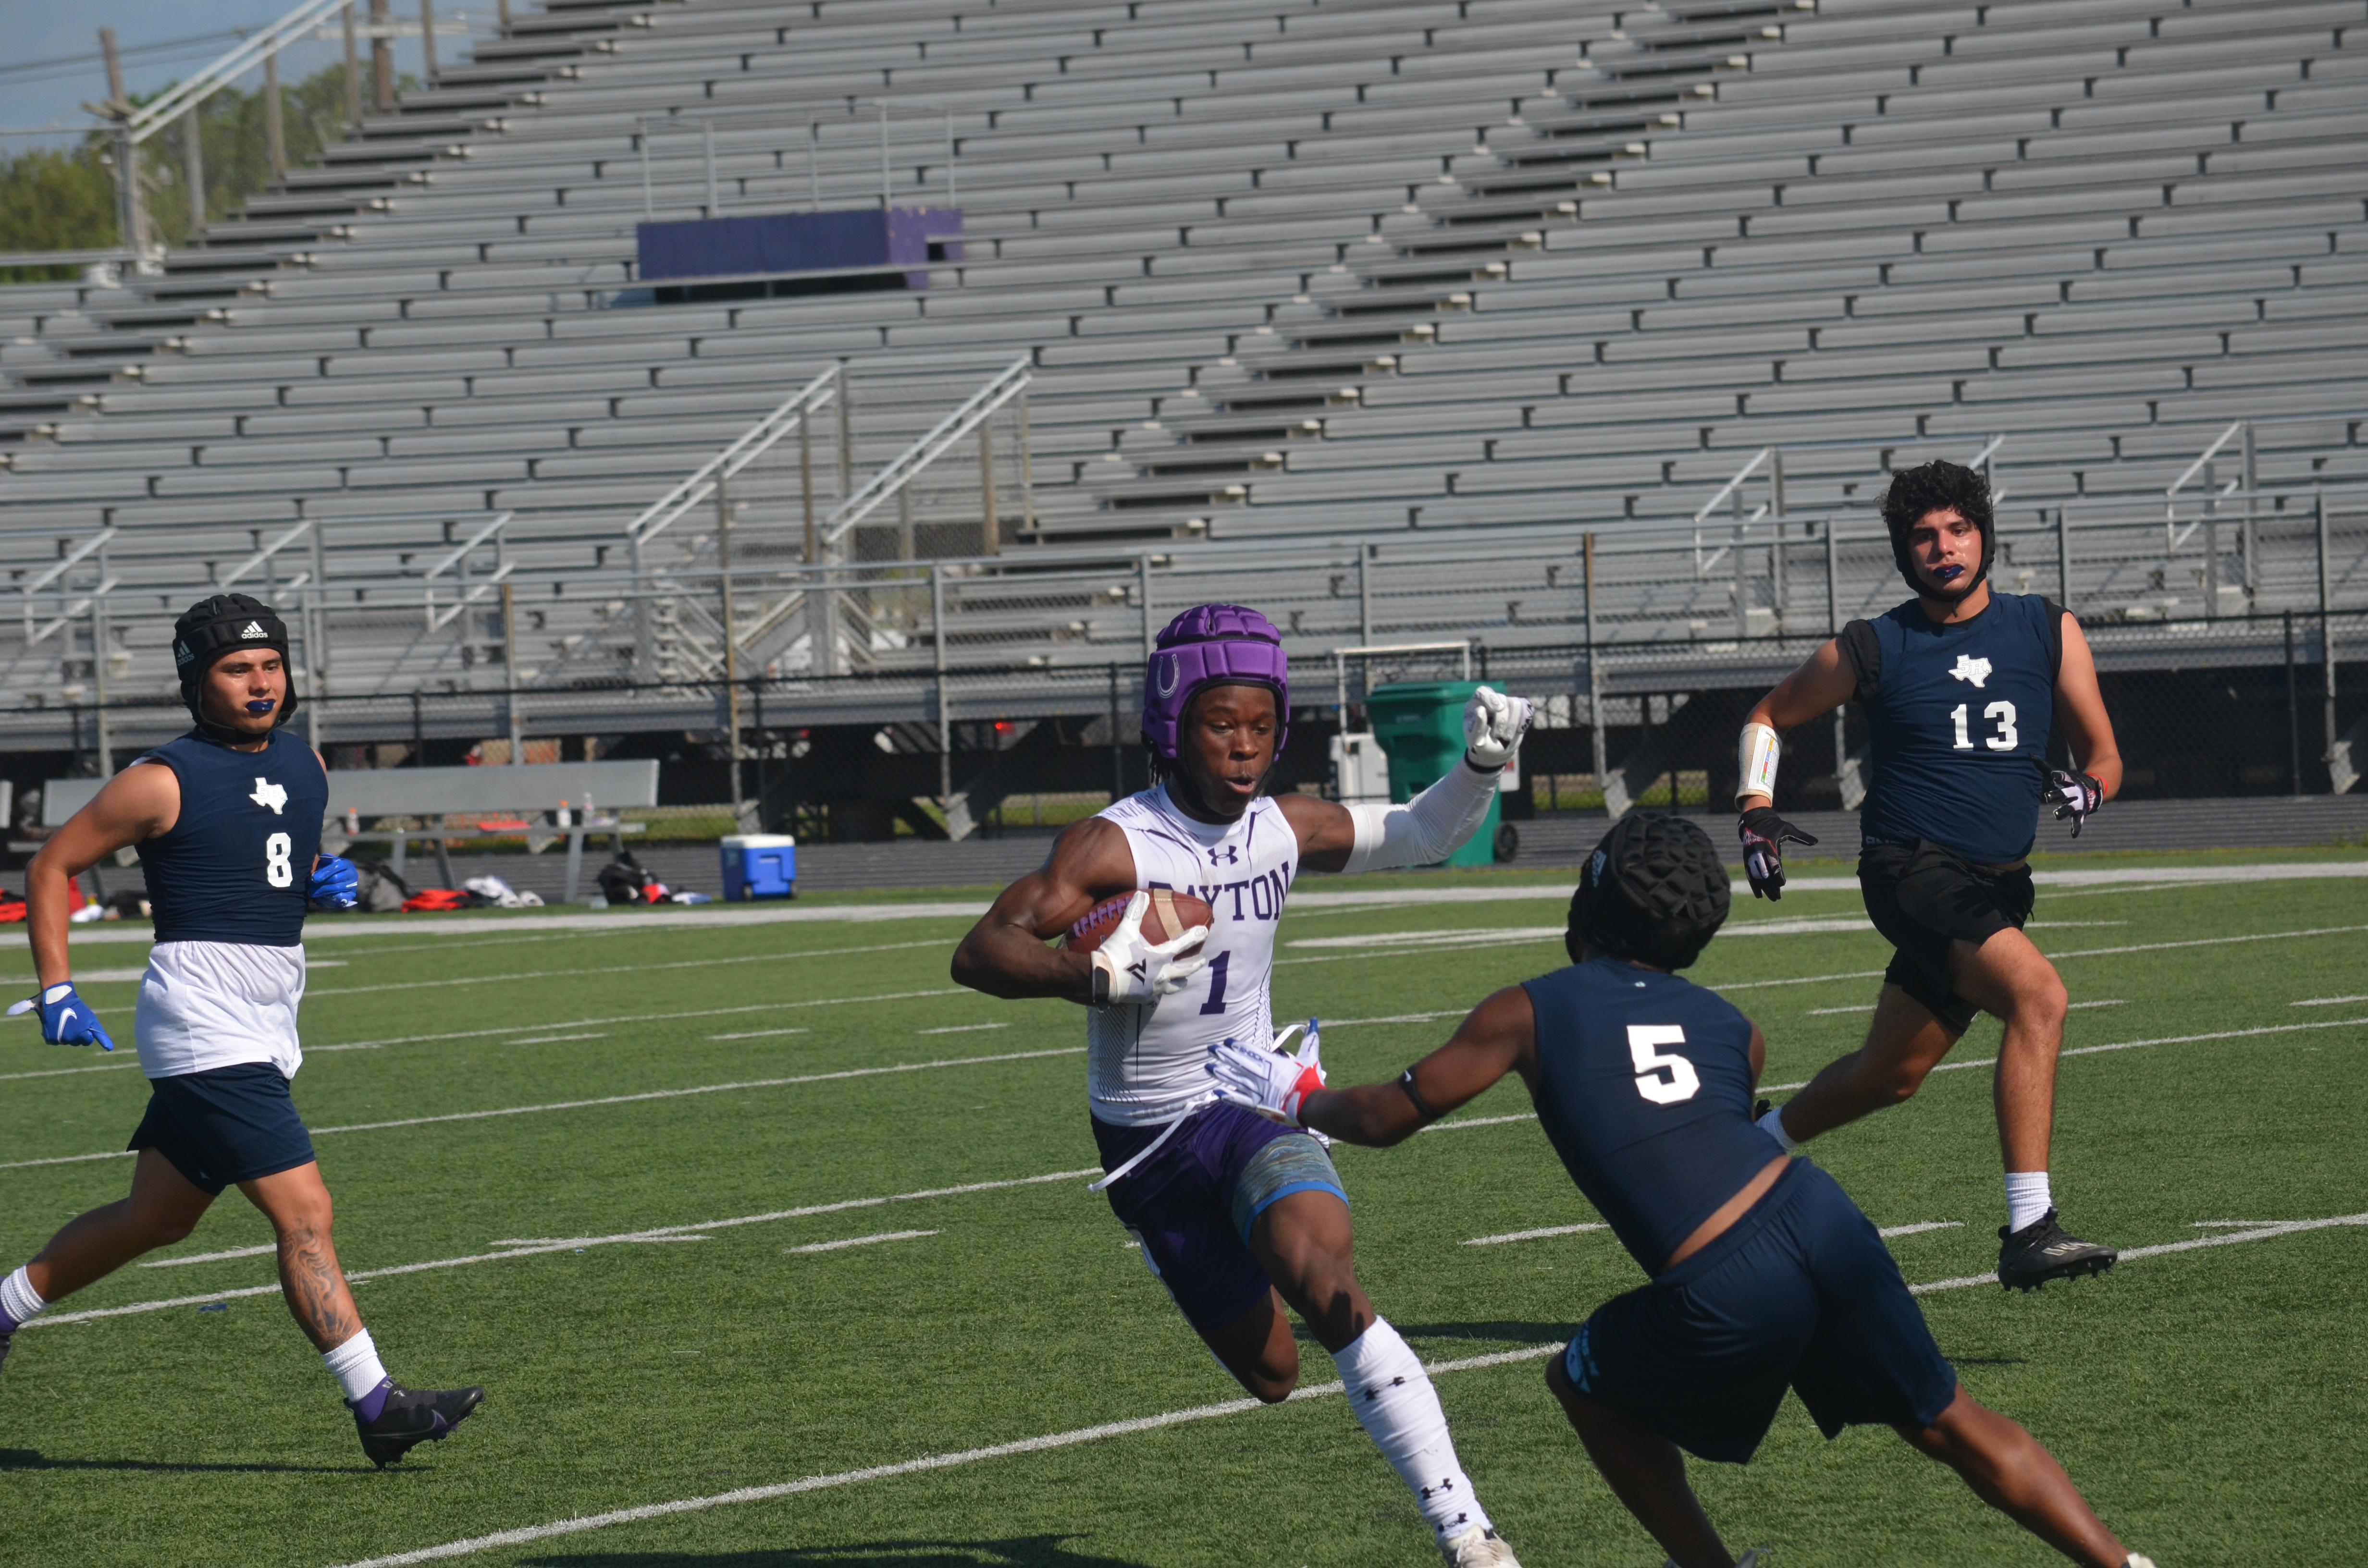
[1, 0, 478, 149]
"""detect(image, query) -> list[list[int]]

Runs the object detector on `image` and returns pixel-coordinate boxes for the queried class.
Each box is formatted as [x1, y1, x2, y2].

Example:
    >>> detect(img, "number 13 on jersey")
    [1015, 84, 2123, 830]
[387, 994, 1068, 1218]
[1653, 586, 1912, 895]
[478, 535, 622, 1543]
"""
[1950, 700, 2018, 751]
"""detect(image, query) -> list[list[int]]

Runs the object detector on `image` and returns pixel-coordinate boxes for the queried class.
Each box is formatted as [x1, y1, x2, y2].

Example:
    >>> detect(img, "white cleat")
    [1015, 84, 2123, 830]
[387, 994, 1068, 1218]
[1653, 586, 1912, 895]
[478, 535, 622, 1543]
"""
[1441, 1523, 1522, 1567]
[2123, 1557, 2158, 1568]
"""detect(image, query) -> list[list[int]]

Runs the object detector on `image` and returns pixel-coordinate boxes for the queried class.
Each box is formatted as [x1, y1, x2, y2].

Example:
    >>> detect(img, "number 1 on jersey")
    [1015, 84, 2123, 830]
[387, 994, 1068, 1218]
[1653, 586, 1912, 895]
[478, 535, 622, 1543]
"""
[1197, 950, 1231, 1014]
[1627, 1024, 1701, 1105]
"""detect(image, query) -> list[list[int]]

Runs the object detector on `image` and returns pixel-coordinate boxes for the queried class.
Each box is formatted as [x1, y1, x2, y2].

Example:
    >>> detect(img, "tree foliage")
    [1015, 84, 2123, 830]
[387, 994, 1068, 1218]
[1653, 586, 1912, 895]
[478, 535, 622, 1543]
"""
[0, 61, 370, 282]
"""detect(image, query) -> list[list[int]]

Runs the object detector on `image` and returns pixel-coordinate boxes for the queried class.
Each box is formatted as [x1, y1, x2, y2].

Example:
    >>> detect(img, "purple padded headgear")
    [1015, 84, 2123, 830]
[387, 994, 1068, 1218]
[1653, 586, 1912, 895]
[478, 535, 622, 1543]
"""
[1143, 604, 1290, 765]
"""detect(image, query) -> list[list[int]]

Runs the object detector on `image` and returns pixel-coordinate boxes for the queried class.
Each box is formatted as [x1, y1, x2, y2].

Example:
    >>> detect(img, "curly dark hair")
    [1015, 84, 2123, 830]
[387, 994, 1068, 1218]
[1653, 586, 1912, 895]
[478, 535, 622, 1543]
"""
[1880, 460, 1994, 595]
[1881, 460, 1993, 537]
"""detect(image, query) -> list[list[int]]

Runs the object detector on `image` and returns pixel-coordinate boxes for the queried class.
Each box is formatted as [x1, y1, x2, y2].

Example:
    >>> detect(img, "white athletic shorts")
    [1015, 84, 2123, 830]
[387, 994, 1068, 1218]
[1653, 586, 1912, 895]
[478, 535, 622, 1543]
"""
[135, 940, 307, 1080]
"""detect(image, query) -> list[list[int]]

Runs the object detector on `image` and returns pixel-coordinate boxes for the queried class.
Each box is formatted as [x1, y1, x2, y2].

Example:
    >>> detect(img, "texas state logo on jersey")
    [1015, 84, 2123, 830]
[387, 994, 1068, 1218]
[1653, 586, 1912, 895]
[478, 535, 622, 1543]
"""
[1086, 786, 1297, 1127]
[1859, 592, 2059, 865]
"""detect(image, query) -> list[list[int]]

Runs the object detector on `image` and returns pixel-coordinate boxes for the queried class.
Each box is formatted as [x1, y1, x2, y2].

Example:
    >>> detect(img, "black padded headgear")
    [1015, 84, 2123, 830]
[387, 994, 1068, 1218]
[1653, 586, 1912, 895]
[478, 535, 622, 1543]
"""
[1881, 459, 1995, 601]
[172, 593, 297, 743]
[1566, 812, 1731, 971]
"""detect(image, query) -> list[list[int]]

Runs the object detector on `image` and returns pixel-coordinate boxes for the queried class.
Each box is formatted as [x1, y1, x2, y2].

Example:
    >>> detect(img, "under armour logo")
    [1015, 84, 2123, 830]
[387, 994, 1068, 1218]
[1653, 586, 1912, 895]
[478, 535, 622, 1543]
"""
[250, 778, 288, 815]
[1948, 654, 1993, 688]
[239, 620, 267, 639]
[1209, 844, 1240, 866]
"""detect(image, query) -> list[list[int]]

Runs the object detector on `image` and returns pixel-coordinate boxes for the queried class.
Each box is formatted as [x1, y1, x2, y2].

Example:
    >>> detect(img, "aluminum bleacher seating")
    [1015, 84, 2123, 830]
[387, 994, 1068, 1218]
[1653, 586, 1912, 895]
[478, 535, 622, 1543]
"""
[0, 0, 2362, 723]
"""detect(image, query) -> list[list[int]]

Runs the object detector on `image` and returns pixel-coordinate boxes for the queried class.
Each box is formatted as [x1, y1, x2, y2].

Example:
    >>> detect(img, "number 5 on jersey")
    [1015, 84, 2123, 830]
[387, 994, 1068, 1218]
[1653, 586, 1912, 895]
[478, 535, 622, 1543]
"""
[1628, 1024, 1701, 1105]
[265, 832, 294, 888]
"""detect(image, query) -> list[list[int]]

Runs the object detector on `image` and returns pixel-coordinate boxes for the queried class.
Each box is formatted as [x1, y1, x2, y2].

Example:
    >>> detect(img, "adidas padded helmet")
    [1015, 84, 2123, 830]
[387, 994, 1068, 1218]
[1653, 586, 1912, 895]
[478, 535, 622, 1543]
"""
[1141, 603, 1290, 766]
[173, 593, 297, 730]
[1567, 812, 1731, 970]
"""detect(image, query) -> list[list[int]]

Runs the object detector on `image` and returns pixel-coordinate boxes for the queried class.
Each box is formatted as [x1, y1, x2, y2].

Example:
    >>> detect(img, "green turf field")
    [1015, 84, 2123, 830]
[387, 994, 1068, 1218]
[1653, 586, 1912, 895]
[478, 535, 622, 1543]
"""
[2, 849, 2365, 1568]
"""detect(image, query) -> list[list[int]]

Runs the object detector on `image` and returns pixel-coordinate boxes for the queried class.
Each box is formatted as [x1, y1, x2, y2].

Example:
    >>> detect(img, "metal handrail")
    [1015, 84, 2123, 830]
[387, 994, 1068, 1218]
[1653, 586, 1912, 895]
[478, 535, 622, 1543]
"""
[627, 367, 840, 546]
[118, 0, 349, 146]
[820, 355, 1030, 545]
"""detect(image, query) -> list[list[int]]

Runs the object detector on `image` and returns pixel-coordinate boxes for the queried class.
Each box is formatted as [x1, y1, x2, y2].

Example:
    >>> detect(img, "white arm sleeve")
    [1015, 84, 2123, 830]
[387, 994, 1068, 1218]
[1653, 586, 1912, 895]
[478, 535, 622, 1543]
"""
[1341, 760, 1501, 873]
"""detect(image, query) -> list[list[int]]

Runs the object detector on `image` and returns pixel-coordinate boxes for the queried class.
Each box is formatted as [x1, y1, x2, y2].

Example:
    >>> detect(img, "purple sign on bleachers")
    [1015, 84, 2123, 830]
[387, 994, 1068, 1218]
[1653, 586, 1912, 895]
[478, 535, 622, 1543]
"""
[636, 208, 963, 289]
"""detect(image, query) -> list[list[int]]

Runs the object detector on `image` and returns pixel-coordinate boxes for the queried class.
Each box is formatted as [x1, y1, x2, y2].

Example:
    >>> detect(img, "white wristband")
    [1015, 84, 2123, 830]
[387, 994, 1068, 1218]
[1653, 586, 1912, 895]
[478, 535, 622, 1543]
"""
[1737, 723, 1780, 805]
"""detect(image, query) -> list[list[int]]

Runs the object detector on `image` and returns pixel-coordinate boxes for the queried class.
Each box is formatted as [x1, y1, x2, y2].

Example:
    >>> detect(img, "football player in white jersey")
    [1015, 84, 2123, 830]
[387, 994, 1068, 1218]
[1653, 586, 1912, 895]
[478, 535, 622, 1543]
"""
[954, 604, 1533, 1568]
[0, 595, 482, 1468]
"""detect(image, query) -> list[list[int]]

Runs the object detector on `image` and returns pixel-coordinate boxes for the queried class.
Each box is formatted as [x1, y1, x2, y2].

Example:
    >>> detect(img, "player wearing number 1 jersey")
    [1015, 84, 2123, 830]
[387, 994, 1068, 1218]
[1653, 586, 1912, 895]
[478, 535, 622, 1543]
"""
[955, 604, 1533, 1568]
[0, 595, 482, 1467]
[1732, 462, 2125, 1291]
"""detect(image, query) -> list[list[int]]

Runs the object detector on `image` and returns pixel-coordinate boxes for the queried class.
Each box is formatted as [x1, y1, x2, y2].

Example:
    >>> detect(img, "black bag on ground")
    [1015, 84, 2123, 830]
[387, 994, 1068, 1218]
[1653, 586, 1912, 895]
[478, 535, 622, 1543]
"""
[347, 857, 411, 915]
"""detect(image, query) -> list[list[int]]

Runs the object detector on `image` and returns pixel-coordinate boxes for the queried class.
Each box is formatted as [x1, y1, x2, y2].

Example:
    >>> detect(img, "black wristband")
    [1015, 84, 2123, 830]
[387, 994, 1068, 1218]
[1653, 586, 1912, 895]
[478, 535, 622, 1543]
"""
[1089, 965, 1110, 1007]
[1397, 1068, 1442, 1122]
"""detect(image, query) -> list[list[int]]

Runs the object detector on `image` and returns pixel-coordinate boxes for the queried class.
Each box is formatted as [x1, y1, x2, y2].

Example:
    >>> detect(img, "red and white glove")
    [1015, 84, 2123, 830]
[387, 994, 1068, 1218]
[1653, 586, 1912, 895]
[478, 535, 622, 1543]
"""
[2045, 769, 2106, 838]
[1206, 1020, 1325, 1125]
[1088, 890, 1210, 1007]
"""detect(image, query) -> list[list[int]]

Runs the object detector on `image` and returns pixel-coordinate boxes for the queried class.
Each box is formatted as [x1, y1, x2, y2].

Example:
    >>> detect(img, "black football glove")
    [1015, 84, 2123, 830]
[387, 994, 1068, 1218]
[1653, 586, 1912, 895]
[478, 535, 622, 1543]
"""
[2045, 769, 2105, 838]
[1739, 806, 1817, 900]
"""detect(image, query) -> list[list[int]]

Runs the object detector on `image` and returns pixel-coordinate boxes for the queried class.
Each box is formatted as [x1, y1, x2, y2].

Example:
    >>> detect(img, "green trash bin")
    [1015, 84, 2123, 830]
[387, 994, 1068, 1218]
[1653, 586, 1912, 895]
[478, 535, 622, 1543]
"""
[1366, 680, 1505, 868]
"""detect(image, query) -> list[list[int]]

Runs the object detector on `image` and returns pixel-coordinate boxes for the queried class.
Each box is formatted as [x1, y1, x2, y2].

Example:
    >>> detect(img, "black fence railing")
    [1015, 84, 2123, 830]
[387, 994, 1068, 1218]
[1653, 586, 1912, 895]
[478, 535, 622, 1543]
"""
[9, 611, 2360, 840]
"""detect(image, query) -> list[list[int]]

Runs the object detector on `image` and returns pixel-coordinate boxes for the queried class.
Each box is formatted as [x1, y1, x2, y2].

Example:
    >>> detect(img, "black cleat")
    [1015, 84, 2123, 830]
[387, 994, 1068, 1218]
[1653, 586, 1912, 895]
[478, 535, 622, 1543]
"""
[1998, 1209, 2116, 1291]
[1753, 1098, 1774, 1122]
[356, 1383, 483, 1468]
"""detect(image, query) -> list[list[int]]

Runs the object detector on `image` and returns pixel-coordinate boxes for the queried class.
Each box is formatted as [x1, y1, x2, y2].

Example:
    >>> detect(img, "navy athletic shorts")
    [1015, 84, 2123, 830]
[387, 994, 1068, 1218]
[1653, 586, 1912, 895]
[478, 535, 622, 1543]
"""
[1562, 1159, 1958, 1464]
[1859, 839, 2035, 1036]
[1092, 1101, 1347, 1334]
[128, 1062, 317, 1196]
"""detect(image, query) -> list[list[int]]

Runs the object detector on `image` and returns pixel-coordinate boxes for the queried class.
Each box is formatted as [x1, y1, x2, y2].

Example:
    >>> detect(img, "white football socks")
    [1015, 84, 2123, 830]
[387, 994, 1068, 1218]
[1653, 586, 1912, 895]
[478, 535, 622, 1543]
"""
[321, 1328, 390, 1404]
[1330, 1318, 1492, 1543]
[2005, 1171, 2054, 1234]
[1754, 1105, 1798, 1152]
[0, 1265, 47, 1332]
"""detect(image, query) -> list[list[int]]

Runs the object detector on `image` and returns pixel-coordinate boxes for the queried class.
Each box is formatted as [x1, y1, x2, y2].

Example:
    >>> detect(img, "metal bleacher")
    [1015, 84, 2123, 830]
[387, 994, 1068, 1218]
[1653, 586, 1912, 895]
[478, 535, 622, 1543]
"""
[0, 0, 2364, 755]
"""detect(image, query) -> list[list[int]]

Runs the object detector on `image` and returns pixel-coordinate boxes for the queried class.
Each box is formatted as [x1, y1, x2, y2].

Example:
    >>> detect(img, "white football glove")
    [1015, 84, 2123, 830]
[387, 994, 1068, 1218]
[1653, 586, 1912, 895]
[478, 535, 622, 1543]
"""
[1206, 1020, 1326, 1126]
[1088, 890, 1211, 1007]
[1463, 685, 1534, 771]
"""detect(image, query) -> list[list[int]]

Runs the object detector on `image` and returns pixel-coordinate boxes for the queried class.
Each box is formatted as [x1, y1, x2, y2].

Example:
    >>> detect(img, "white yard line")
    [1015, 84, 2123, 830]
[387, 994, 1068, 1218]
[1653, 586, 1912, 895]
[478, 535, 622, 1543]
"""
[1422, 1112, 1539, 1133]
[1877, 1221, 1963, 1238]
[917, 1023, 1011, 1035]
[708, 1028, 811, 1041]
[304, 940, 951, 999]
[37, 860, 2365, 957]
[2294, 995, 2368, 1007]
[0, 1048, 1084, 1171]
[26, 1167, 1106, 1330]
[310, 988, 969, 1053]
[0, 1060, 138, 1082]
[1463, 1222, 1607, 1246]
[141, 1242, 279, 1268]
[1908, 1212, 2368, 1293]
[320, 1201, 2367, 1568]
[321, 1342, 1559, 1568]
[508, 1034, 606, 1046]
[785, 1229, 940, 1255]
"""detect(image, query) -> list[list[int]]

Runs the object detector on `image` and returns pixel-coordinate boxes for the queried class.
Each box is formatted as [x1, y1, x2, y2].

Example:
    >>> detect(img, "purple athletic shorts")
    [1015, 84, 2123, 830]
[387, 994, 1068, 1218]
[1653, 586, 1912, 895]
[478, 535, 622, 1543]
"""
[1091, 1100, 1348, 1333]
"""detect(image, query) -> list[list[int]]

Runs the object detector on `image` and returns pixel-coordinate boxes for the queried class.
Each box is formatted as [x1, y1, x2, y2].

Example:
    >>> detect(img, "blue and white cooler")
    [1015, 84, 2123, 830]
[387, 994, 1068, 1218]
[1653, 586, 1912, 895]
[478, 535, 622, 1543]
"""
[720, 833, 797, 900]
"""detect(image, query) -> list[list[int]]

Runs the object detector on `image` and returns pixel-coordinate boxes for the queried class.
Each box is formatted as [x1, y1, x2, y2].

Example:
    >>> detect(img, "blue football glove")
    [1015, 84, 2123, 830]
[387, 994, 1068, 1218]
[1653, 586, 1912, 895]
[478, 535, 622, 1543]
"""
[6, 982, 117, 1050]
[308, 856, 360, 910]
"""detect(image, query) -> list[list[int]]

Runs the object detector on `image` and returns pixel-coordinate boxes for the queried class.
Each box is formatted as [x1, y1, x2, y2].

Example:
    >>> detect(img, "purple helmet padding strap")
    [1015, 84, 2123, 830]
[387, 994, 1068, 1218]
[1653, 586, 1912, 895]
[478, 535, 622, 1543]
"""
[1142, 604, 1291, 764]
